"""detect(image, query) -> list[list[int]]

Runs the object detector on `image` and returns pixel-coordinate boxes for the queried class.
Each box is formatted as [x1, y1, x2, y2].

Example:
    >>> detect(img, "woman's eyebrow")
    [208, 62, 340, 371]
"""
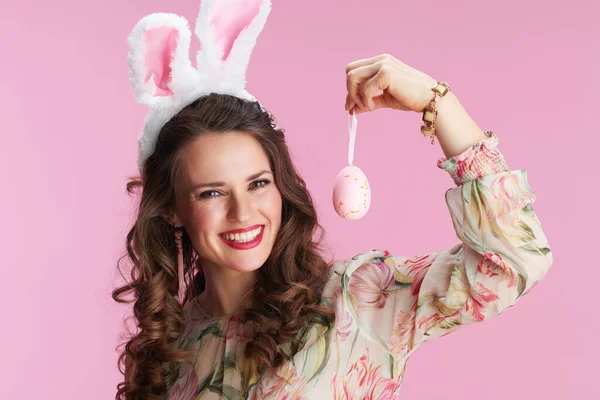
[188, 170, 273, 192]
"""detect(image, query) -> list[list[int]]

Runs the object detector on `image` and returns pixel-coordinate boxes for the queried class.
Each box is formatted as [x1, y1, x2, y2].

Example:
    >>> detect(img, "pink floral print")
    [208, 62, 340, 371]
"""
[164, 131, 553, 399]
[330, 350, 399, 400]
[348, 261, 395, 309]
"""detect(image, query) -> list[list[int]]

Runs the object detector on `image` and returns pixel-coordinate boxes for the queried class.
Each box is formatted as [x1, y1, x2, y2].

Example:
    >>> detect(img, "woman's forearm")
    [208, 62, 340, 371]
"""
[434, 91, 489, 159]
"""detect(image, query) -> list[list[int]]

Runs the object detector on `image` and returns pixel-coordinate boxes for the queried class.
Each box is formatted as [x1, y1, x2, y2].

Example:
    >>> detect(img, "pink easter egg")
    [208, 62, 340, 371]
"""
[332, 165, 371, 220]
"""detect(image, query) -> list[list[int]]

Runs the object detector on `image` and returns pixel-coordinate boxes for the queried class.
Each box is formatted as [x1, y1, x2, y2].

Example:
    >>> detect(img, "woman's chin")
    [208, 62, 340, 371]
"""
[223, 251, 270, 273]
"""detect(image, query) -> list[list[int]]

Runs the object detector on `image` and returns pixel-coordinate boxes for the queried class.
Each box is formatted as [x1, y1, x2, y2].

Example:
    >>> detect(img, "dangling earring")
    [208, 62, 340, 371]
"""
[174, 228, 186, 303]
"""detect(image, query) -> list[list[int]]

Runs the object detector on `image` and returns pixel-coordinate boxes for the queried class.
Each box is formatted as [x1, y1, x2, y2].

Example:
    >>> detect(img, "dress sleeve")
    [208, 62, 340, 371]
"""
[338, 131, 553, 359]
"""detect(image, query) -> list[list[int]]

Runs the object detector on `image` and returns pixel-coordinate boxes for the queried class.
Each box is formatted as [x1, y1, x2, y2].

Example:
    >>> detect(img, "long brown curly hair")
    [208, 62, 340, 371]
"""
[112, 93, 335, 399]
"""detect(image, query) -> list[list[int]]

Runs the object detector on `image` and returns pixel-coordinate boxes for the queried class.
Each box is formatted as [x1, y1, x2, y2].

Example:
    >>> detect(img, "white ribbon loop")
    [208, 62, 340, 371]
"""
[348, 111, 357, 166]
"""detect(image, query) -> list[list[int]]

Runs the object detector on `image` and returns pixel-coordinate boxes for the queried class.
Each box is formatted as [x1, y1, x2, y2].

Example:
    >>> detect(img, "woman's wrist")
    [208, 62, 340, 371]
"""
[430, 91, 488, 159]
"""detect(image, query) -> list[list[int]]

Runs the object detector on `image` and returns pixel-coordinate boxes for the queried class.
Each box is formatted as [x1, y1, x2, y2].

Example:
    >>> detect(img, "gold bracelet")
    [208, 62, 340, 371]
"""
[421, 81, 450, 145]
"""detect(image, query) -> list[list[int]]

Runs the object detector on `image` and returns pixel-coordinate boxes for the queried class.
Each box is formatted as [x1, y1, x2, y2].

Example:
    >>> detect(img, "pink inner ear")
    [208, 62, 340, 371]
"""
[209, 0, 262, 61]
[142, 26, 180, 96]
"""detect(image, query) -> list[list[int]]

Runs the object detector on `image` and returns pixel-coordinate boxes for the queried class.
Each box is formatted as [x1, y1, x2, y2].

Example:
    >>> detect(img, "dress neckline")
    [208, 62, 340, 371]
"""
[193, 296, 236, 321]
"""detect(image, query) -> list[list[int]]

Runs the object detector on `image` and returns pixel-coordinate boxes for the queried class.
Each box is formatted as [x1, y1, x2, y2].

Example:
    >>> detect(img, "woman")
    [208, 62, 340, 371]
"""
[113, 3, 552, 398]
[113, 52, 552, 399]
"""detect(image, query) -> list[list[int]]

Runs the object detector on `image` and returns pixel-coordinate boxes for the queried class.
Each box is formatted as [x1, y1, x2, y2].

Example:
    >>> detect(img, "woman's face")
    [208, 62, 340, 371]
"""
[171, 131, 283, 274]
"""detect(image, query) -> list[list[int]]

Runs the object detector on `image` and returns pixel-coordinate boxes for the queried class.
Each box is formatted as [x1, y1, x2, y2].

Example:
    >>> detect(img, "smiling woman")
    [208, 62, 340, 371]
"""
[112, 93, 336, 399]
[113, 90, 553, 400]
[113, 0, 553, 399]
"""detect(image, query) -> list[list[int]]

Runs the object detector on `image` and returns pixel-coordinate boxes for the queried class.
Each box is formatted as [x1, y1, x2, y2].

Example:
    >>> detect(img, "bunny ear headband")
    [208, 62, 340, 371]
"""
[127, 0, 272, 172]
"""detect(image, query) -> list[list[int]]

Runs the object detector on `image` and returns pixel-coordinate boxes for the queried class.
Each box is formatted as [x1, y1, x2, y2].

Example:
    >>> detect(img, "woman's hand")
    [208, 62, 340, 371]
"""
[345, 53, 489, 159]
[344, 54, 437, 115]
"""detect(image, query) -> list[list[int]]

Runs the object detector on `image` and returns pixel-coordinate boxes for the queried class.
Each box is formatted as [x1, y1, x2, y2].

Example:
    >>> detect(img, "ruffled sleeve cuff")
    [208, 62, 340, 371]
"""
[436, 130, 511, 186]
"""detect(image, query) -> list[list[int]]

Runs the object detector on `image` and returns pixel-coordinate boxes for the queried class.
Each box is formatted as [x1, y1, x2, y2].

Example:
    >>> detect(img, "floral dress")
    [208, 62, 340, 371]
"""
[166, 131, 553, 400]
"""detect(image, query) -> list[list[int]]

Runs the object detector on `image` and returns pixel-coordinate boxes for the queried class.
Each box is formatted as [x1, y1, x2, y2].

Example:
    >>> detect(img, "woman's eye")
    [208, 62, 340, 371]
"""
[199, 190, 221, 199]
[198, 179, 270, 200]
[252, 179, 271, 189]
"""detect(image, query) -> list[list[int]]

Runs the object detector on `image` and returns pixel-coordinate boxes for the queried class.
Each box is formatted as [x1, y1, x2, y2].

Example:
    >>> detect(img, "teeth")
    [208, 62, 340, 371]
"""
[221, 227, 262, 243]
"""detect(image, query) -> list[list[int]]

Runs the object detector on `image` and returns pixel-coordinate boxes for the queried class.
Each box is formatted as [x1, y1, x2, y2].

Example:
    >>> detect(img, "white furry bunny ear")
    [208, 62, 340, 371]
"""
[128, 0, 272, 172]
[127, 13, 198, 109]
[195, 0, 271, 97]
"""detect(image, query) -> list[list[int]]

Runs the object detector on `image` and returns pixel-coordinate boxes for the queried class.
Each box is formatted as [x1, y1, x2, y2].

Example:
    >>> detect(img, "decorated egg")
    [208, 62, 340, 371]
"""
[332, 165, 371, 220]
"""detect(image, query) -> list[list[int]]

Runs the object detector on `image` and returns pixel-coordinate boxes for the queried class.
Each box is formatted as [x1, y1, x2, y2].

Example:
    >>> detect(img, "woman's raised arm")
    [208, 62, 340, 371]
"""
[337, 54, 553, 361]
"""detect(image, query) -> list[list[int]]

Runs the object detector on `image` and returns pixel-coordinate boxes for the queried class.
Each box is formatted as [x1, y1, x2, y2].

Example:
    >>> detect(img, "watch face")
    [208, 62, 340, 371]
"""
[434, 82, 450, 96]
[423, 109, 435, 123]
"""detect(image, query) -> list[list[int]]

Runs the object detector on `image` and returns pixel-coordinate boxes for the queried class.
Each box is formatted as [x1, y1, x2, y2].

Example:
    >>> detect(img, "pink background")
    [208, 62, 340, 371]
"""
[1, 0, 597, 398]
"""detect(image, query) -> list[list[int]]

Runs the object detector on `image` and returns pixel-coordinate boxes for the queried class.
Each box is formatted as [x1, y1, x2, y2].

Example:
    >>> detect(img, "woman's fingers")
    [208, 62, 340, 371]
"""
[349, 93, 412, 115]
[345, 93, 356, 112]
[360, 67, 392, 110]
[345, 53, 429, 114]
[345, 53, 395, 74]
[346, 63, 380, 110]
[349, 94, 385, 115]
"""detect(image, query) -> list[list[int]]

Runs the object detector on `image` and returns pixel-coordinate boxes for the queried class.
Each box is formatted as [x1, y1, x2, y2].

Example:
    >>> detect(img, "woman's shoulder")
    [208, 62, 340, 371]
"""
[323, 248, 390, 297]
[332, 248, 390, 275]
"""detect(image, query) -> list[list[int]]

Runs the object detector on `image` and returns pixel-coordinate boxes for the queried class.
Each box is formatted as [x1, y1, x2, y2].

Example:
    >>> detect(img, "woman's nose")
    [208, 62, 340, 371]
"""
[227, 193, 254, 223]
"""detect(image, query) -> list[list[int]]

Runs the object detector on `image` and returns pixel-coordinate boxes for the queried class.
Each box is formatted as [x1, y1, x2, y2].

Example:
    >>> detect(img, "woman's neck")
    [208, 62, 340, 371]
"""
[197, 262, 257, 317]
